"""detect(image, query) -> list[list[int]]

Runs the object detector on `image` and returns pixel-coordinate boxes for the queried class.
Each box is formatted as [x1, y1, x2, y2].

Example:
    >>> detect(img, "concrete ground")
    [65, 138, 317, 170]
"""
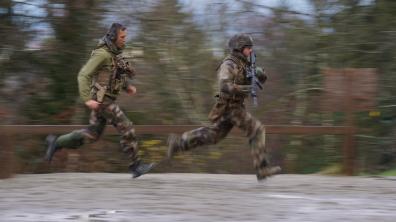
[0, 173, 395, 222]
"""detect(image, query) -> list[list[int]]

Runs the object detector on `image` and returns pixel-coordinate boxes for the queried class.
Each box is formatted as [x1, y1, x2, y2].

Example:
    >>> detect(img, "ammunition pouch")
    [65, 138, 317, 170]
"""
[208, 93, 244, 122]
[92, 83, 107, 103]
[110, 78, 122, 93]
[208, 99, 227, 123]
[217, 92, 245, 104]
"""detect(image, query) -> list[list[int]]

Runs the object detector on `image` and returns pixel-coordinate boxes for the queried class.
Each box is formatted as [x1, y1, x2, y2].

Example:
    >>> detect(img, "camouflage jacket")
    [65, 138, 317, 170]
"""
[217, 52, 250, 100]
[208, 52, 250, 122]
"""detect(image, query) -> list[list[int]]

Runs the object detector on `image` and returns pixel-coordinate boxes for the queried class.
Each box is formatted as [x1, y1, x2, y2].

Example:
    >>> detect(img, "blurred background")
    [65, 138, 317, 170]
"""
[0, 0, 395, 176]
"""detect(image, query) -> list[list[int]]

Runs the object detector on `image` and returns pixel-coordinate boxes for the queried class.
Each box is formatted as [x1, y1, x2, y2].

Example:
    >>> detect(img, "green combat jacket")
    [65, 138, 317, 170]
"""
[77, 46, 133, 103]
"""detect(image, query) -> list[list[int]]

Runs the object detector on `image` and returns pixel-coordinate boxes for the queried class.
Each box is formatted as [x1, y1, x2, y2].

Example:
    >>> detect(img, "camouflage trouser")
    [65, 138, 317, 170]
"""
[54, 102, 139, 166]
[179, 102, 270, 172]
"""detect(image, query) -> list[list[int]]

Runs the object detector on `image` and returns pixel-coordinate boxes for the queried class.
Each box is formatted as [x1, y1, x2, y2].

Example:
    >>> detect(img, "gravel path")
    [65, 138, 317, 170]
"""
[1, 173, 395, 221]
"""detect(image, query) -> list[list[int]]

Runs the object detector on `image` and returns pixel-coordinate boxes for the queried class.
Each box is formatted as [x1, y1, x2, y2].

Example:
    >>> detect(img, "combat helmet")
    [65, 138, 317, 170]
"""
[228, 33, 253, 52]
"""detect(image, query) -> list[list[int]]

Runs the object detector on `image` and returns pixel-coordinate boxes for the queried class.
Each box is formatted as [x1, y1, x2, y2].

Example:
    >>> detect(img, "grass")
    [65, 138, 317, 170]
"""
[378, 168, 396, 176]
[318, 164, 343, 175]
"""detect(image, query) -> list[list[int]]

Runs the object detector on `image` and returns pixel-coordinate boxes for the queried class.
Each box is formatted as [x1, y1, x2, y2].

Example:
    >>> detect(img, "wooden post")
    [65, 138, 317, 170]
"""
[343, 70, 356, 175]
[0, 128, 13, 179]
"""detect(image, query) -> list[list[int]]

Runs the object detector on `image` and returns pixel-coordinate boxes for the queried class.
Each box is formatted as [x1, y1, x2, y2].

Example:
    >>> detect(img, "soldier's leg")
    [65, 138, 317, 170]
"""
[167, 117, 233, 158]
[56, 110, 106, 148]
[103, 103, 138, 165]
[104, 103, 153, 178]
[230, 107, 280, 180]
[45, 109, 106, 162]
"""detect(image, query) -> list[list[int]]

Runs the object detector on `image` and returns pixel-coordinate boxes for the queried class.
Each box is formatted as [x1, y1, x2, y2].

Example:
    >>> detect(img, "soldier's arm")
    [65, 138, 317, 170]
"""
[77, 49, 108, 102]
[218, 61, 246, 95]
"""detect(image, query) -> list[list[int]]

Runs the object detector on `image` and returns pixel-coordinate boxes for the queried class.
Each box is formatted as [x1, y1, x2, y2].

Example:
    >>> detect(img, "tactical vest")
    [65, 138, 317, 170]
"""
[215, 55, 250, 102]
[210, 55, 248, 122]
[223, 55, 249, 85]
[91, 51, 127, 102]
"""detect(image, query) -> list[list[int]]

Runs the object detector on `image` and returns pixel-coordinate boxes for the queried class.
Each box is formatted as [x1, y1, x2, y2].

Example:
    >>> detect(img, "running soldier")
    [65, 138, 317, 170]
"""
[167, 34, 281, 180]
[45, 23, 154, 178]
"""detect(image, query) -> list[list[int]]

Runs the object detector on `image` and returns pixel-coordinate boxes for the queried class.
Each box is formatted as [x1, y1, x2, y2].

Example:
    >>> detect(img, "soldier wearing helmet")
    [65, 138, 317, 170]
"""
[228, 33, 253, 51]
[167, 33, 280, 181]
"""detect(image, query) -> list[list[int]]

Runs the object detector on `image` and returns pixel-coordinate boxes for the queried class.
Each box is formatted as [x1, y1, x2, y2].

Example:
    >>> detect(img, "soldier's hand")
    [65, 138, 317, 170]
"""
[255, 66, 267, 84]
[85, 100, 101, 110]
[127, 85, 137, 95]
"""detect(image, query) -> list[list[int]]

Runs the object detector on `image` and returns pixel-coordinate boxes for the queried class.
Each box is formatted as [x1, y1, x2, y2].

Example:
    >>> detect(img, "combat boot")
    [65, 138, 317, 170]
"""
[129, 160, 155, 178]
[167, 133, 183, 159]
[256, 166, 282, 181]
[44, 134, 61, 162]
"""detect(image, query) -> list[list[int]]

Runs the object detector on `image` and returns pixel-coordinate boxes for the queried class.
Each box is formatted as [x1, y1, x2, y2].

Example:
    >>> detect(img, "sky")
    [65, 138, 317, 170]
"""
[2, 0, 378, 65]
[179, 0, 313, 15]
[7, 0, 314, 49]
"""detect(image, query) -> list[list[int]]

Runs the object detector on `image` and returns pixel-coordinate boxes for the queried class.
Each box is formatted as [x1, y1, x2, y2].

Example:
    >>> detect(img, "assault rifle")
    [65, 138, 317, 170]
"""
[246, 51, 263, 107]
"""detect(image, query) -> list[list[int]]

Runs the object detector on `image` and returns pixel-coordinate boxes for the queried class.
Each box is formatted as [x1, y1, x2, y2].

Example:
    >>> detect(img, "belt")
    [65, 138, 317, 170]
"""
[217, 92, 245, 103]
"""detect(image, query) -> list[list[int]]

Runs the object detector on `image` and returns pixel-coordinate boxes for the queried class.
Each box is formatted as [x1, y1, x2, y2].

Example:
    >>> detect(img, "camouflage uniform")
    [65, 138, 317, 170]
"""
[54, 100, 139, 165]
[168, 34, 280, 180]
[47, 32, 140, 169]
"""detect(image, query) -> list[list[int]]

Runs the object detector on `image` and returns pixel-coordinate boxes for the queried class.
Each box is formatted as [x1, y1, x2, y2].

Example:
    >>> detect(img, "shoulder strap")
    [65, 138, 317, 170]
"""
[216, 55, 244, 71]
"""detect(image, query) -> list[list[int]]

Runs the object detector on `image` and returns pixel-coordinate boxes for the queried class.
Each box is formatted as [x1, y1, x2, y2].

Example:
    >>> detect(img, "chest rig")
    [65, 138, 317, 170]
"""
[223, 55, 249, 85]
[92, 53, 135, 102]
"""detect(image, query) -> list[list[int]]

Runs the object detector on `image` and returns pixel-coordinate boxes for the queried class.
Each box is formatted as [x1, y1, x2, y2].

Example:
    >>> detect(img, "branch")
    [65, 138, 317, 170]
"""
[236, 0, 315, 17]
[9, 13, 46, 19]
[12, 1, 43, 8]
